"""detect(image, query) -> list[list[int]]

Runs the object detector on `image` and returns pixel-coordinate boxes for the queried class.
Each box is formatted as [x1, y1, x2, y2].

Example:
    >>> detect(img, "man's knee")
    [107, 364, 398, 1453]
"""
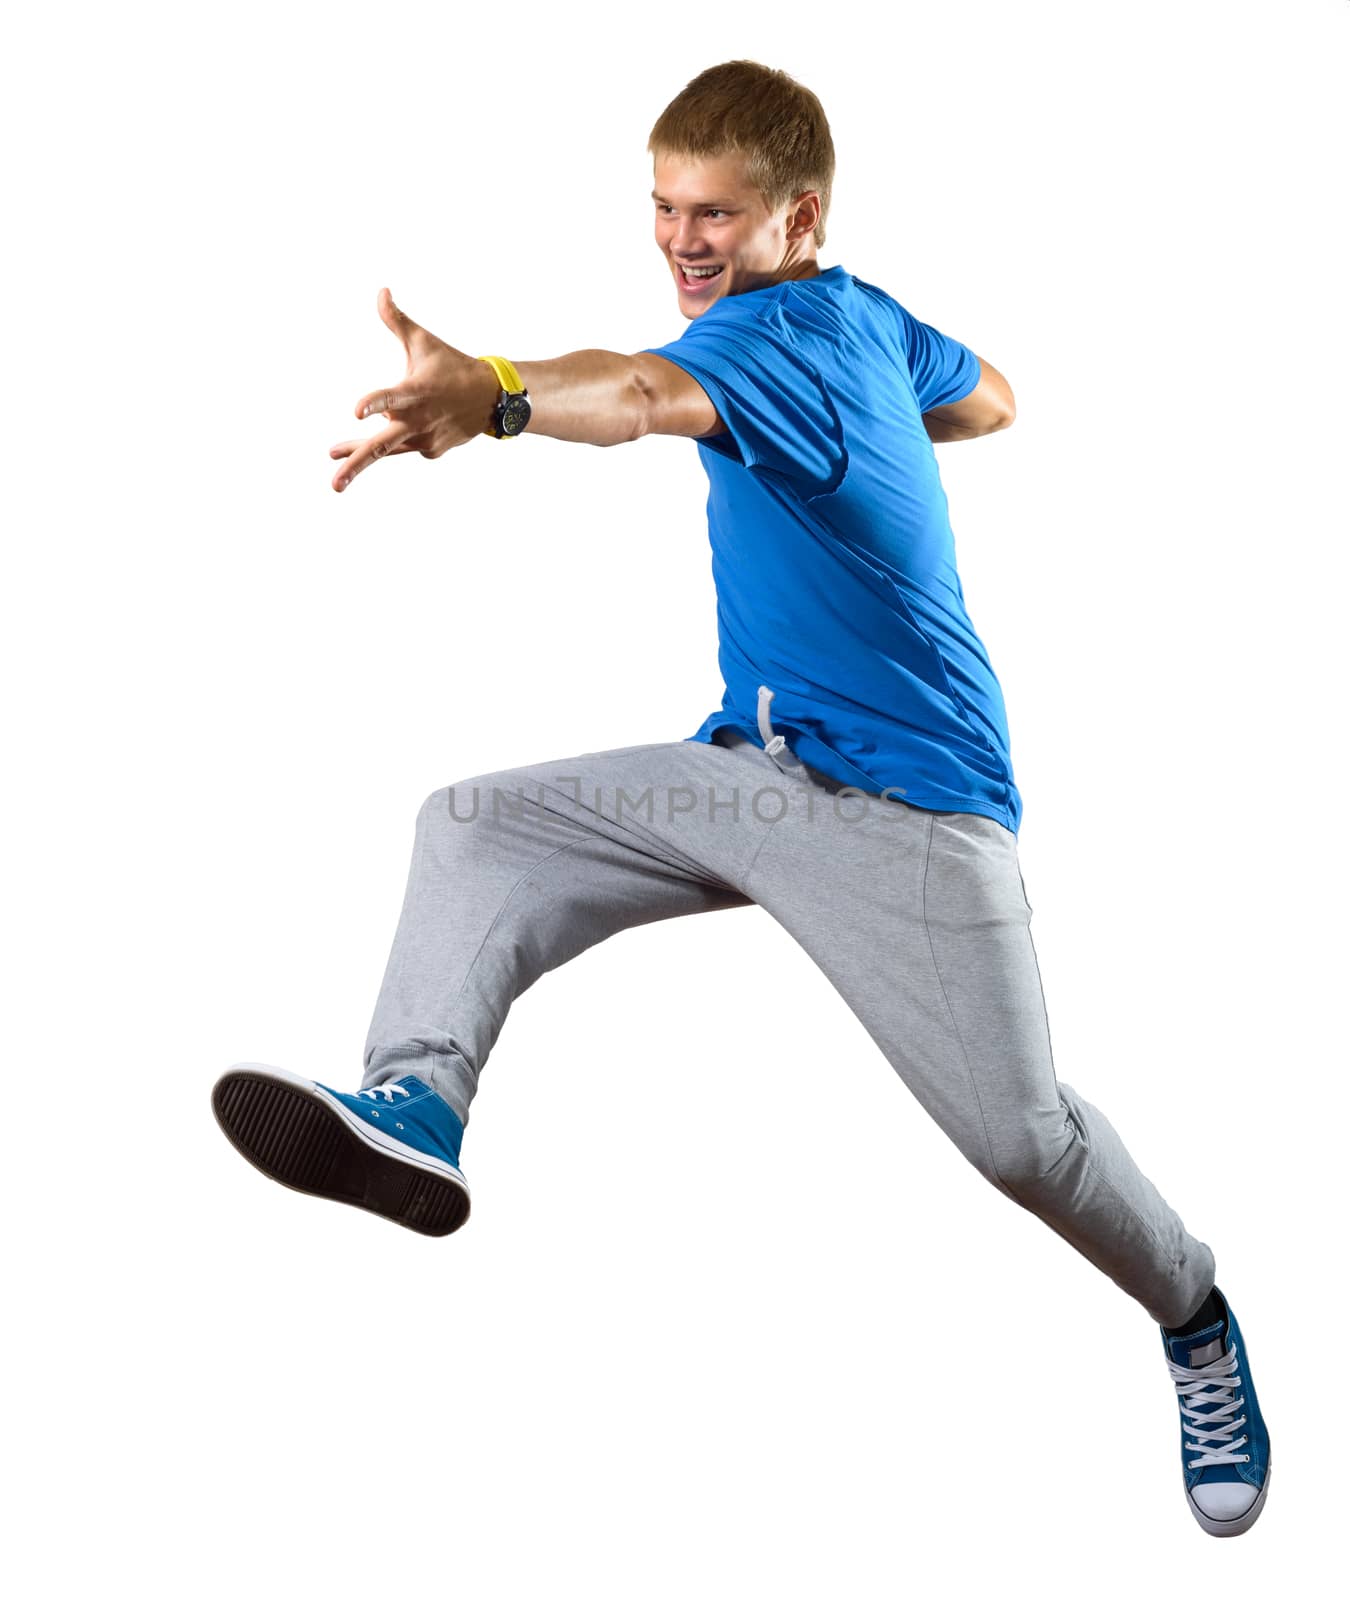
[420, 769, 534, 828]
[986, 1089, 1086, 1192]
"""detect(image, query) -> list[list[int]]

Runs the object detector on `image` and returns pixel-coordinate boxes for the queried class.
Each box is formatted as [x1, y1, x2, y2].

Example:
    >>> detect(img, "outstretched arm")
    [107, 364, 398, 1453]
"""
[329, 289, 656, 492]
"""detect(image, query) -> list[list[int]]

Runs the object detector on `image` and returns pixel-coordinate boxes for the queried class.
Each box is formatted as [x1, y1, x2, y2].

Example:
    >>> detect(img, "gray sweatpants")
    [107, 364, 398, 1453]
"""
[362, 723, 1215, 1327]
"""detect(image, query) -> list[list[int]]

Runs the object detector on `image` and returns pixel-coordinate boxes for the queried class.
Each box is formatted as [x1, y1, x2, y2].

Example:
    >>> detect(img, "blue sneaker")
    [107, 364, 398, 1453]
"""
[212, 1063, 470, 1236]
[1160, 1285, 1272, 1536]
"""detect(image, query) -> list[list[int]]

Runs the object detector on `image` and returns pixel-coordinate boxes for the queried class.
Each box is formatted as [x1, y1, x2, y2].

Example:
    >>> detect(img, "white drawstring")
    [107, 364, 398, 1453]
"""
[756, 684, 787, 756]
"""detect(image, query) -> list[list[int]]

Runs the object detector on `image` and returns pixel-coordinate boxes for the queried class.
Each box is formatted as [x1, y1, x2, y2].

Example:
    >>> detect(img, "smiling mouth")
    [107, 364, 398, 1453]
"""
[676, 262, 726, 289]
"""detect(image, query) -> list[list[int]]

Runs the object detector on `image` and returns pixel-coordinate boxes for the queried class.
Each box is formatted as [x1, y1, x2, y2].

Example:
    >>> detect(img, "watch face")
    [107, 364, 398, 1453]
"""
[500, 392, 531, 436]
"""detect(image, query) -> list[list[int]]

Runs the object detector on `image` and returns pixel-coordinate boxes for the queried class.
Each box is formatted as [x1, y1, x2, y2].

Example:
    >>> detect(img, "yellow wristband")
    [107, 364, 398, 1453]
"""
[478, 355, 524, 393]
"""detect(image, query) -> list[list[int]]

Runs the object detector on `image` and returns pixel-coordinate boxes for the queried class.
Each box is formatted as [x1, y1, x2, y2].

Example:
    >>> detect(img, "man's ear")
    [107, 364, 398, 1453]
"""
[786, 192, 821, 241]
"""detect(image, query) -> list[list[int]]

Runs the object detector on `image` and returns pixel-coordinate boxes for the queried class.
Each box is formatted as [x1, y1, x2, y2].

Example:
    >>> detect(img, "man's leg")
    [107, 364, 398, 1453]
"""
[214, 737, 767, 1229]
[726, 732, 1215, 1329]
[361, 739, 769, 1130]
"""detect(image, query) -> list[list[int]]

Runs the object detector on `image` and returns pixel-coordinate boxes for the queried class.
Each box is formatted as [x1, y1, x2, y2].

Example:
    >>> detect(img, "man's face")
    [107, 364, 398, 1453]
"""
[652, 151, 819, 317]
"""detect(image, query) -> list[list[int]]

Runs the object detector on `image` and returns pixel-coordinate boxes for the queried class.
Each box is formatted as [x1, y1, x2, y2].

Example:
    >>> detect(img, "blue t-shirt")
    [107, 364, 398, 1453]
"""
[641, 263, 1022, 833]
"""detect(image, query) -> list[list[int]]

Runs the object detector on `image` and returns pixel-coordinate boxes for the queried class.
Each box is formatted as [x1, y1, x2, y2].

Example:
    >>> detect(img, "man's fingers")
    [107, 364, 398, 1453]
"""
[331, 436, 418, 461]
[377, 285, 424, 352]
[335, 288, 435, 489]
[331, 419, 414, 492]
[354, 386, 422, 420]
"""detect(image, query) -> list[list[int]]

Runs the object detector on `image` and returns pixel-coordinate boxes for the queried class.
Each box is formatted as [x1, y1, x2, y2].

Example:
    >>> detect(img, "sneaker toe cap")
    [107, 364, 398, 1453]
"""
[1191, 1481, 1259, 1521]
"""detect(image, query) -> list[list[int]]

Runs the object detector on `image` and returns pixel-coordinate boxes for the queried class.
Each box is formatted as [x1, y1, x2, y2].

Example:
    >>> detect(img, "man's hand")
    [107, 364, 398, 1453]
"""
[328, 288, 499, 492]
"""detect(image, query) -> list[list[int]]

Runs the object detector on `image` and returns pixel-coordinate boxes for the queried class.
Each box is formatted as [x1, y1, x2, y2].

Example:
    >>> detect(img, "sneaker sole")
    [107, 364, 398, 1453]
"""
[1187, 1453, 1272, 1538]
[211, 1066, 471, 1236]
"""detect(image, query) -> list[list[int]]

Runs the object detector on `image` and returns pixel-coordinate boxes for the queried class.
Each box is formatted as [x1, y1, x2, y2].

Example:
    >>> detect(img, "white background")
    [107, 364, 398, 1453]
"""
[5, 0, 1346, 1593]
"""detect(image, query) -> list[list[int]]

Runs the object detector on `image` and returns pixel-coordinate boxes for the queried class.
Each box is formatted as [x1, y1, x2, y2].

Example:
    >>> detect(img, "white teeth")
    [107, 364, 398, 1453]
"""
[682, 265, 723, 278]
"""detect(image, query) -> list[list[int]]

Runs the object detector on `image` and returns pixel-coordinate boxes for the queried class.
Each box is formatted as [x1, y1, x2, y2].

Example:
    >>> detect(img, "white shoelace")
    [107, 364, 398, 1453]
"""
[1165, 1343, 1250, 1467]
[358, 1084, 410, 1102]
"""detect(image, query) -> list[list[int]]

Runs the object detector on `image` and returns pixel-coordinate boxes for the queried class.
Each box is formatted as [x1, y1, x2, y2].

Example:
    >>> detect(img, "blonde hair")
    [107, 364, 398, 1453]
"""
[647, 60, 835, 251]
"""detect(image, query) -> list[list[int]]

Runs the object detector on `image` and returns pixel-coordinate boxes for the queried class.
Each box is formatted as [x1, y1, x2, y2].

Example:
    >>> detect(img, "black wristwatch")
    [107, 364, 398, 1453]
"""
[479, 355, 532, 439]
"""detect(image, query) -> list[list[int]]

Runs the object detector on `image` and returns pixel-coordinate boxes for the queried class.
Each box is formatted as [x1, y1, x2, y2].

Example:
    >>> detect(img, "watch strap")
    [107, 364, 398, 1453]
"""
[478, 354, 525, 394]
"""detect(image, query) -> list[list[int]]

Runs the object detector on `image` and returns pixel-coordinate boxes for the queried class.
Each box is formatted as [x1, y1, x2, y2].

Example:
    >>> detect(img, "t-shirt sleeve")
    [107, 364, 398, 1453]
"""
[640, 309, 848, 499]
[891, 300, 982, 412]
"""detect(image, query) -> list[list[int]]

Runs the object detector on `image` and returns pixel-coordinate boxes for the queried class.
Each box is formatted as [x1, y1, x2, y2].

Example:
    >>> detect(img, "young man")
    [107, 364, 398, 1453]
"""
[212, 60, 1271, 1537]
